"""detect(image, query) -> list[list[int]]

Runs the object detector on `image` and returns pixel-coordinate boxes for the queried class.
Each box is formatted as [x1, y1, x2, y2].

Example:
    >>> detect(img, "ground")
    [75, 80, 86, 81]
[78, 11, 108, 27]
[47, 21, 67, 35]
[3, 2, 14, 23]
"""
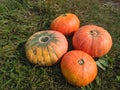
[0, 0, 120, 90]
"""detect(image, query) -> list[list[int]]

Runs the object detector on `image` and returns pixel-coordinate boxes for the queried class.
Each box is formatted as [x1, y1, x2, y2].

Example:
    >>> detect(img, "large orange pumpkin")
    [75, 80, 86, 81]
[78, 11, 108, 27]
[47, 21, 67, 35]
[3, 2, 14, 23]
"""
[50, 13, 80, 35]
[72, 25, 112, 57]
[25, 30, 68, 66]
[61, 50, 97, 87]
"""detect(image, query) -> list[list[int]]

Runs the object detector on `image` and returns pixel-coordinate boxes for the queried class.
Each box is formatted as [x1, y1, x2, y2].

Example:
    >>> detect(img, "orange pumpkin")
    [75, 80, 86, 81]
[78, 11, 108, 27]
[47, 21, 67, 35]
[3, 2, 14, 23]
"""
[72, 25, 112, 57]
[50, 13, 80, 35]
[61, 50, 97, 87]
[25, 30, 68, 66]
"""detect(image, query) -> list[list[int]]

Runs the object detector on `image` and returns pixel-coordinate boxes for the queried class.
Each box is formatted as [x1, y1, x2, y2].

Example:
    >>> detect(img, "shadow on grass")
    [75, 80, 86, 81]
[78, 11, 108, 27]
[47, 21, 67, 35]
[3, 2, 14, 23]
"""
[16, 41, 77, 89]
[16, 41, 32, 66]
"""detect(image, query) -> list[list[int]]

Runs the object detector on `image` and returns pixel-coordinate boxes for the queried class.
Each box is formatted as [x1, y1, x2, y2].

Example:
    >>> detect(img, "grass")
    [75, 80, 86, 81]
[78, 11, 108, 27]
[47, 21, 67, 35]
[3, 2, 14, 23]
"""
[0, 0, 120, 90]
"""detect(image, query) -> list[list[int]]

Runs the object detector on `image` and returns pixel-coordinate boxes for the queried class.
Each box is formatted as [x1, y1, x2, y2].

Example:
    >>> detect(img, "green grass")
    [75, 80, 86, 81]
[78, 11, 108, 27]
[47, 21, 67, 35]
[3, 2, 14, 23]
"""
[0, 0, 120, 90]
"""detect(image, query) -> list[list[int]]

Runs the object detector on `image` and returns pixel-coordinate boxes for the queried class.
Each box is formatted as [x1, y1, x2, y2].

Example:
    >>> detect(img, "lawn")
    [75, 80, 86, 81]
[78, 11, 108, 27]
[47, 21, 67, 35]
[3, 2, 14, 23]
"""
[0, 0, 120, 90]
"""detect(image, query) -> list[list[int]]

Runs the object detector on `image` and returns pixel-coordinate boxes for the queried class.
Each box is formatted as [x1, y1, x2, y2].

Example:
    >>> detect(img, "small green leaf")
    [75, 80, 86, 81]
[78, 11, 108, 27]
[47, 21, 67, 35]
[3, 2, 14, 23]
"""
[95, 76, 101, 85]
[99, 59, 108, 67]
[96, 60, 106, 71]
[81, 87, 86, 90]
[81, 84, 93, 90]
[116, 76, 120, 81]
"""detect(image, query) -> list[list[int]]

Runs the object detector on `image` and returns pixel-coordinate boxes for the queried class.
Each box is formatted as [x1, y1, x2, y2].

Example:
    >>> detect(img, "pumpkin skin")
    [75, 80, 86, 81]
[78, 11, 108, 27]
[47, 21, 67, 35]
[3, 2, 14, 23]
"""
[72, 25, 112, 57]
[61, 50, 97, 87]
[50, 13, 80, 35]
[25, 30, 68, 66]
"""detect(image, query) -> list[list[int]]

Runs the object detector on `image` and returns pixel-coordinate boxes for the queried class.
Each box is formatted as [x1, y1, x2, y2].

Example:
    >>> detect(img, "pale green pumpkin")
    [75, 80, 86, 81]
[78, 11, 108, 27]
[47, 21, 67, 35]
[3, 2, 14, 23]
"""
[25, 30, 68, 66]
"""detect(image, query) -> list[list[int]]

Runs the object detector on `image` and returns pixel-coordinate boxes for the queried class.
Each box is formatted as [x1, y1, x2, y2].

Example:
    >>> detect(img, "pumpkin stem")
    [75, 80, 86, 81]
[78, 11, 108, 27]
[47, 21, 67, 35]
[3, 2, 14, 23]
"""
[90, 30, 98, 37]
[78, 59, 84, 65]
[39, 36, 49, 43]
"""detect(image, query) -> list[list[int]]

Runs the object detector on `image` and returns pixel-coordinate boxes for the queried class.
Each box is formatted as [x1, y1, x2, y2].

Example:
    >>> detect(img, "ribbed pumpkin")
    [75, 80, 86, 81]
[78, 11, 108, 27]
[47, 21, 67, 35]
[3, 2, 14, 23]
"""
[72, 25, 112, 57]
[25, 30, 68, 66]
[61, 50, 97, 87]
[50, 13, 80, 35]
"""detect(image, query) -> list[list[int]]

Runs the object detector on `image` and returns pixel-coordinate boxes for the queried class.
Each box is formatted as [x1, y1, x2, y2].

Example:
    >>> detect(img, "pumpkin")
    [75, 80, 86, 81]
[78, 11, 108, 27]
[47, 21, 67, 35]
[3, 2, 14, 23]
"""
[61, 50, 97, 87]
[50, 13, 80, 35]
[25, 30, 68, 66]
[72, 25, 112, 57]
